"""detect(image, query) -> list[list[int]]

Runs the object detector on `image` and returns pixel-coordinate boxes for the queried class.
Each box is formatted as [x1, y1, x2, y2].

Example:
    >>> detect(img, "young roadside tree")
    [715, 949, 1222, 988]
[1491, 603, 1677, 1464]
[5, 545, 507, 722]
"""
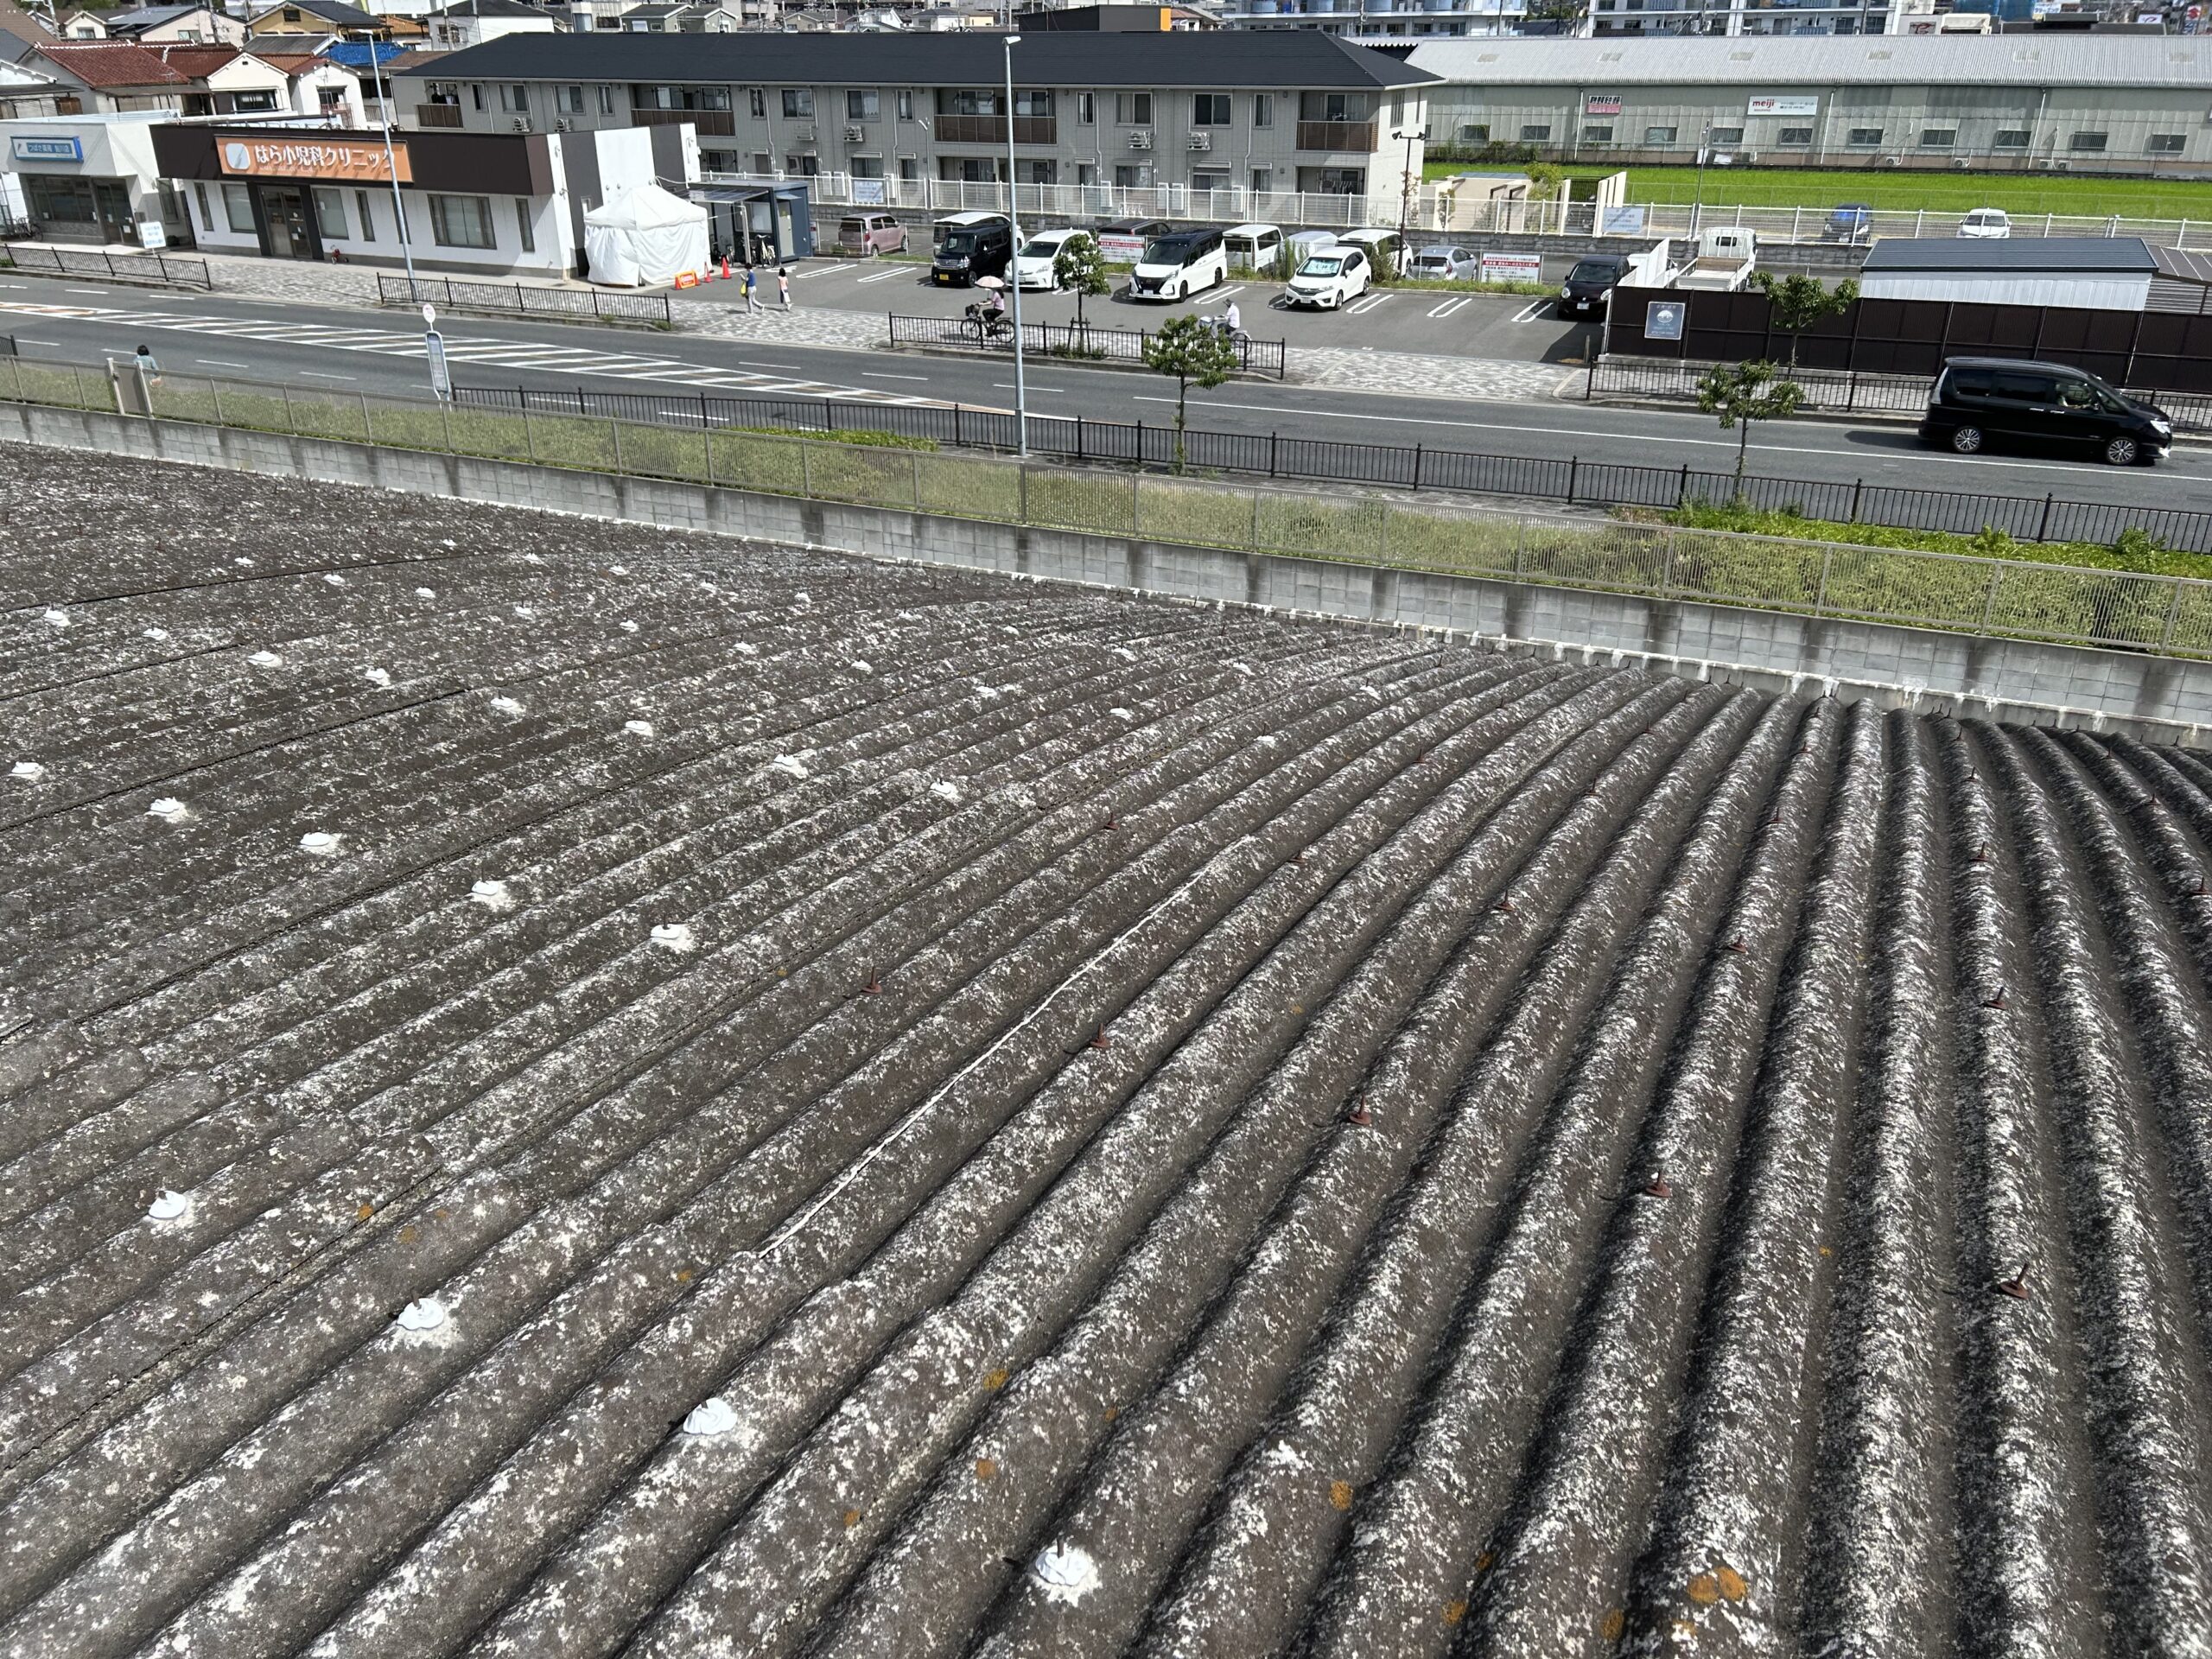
[1141, 314, 1238, 474]
[1052, 232, 1110, 331]
[1748, 270, 1859, 369]
[1695, 359, 1804, 503]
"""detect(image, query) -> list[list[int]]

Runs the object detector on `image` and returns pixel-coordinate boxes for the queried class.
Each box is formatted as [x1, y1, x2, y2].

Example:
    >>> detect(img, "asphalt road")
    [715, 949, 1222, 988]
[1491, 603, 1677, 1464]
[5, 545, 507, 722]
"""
[7, 272, 2212, 519]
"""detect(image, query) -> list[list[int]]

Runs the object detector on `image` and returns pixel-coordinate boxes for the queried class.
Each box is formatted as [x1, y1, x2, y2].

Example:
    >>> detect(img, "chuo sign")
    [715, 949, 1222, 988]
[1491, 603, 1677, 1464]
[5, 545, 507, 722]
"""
[10, 136, 84, 163]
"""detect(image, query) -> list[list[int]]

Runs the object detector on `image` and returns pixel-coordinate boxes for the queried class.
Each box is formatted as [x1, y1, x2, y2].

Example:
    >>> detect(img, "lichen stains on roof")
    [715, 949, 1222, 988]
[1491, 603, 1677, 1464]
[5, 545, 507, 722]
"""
[3, 442, 2212, 1659]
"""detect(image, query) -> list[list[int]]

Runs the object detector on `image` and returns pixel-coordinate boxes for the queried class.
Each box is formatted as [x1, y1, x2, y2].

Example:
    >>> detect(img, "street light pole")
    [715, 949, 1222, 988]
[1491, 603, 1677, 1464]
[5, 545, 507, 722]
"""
[1392, 126, 1419, 252]
[357, 29, 417, 293]
[1003, 32, 1027, 457]
[1691, 118, 1711, 238]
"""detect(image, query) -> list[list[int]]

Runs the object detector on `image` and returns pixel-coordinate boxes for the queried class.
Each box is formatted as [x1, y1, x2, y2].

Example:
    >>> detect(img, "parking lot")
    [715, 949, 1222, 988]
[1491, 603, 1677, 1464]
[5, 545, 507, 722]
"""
[702, 251, 1605, 365]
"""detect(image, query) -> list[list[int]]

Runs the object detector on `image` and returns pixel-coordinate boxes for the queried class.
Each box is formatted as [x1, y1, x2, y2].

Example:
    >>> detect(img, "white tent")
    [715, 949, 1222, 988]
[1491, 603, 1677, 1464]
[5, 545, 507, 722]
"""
[583, 184, 709, 289]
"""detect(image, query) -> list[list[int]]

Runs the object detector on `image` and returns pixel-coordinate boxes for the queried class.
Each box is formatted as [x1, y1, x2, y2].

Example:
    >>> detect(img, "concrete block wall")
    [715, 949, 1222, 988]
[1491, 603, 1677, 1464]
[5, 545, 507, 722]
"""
[8, 399, 2210, 747]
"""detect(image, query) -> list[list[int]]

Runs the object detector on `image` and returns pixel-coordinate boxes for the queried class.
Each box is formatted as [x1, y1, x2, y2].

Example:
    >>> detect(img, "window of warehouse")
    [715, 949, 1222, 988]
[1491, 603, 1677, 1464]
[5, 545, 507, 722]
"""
[1777, 126, 1813, 146]
[1644, 124, 1676, 143]
[1993, 128, 2029, 149]
[2149, 133, 2185, 154]
[1708, 124, 1743, 144]
[1520, 124, 1550, 141]
[1920, 128, 1955, 148]
[430, 194, 496, 249]
[2070, 130, 2107, 151]
[1847, 126, 1883, 146]
[1582, 124, 1611, 143]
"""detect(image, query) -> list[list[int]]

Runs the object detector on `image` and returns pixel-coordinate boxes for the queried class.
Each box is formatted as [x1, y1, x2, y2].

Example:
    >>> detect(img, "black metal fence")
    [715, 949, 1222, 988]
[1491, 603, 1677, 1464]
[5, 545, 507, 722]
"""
[376, 274, 673, 327]
[0, 245, 212, 289]
[1592, 355, 2212, 437]
[453, 379, 2212, 556]
[886, 311, 1288, 380]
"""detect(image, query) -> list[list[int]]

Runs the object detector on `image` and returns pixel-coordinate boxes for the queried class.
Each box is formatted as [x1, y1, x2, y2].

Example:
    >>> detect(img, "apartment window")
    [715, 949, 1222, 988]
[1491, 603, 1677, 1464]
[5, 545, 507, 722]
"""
[353, 188, 374, 238]
[598, 85, 616, 115]
[429, 194, 495, 249]
[2069, 130, 2107, 151]
[1193, 92, 1231, 125]
[500, 83, 529, 112]
[311, 186, 347, 238]
[191, 180, 210, 228]
[1077, 91, 1095, 124]
[1918, 127, 1955, 148]
[1581, 124, 1613, 143]
[1847, 126, 1883, 145]
[1116, 91, 1152, 125]
[896, 88, 912, 119]
[1777, 126, 1814, 146]
[747, 86, 766, 117]
[222, 180, 253, 233]
[700, 148, 736, 170]
[1307, 91, 1360, 121]
[515, 199, 534, 252]
[557, 84, 584, 113]
[1644, 124, 1677, 144]
[1077, 162, 1097, 185]
[1458, 122, 1489, 143]
[232, 89, 278, 113]
[787, 152, 819, 175]
[470, 83, 485, 110]
[1114, 162, 1147, 187]
[937, 87, 999, 116]
[899, 156, 919, 180]
[1520, 124, 1551, 142]
[852, 155, 882, 177]
[1014, 90, 1052, 118]
[1993, 128, 2029, 149]
[1253, 92, 1272, 128]
[846, 88, 876, 120]
[2150, 133, 2186, 154]
[1708, 124, 1743, 144]
[781, 88, 812, 118]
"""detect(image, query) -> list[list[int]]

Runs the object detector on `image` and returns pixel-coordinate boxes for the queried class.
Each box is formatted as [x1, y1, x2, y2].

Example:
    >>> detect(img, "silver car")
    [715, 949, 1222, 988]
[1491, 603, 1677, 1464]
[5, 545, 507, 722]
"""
[1410, 245, 1478, 281]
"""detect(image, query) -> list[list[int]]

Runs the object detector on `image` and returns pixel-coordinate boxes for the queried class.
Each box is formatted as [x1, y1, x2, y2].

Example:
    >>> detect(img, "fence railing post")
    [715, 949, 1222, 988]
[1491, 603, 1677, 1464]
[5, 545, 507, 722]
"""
[611, 416, 622, 473]
[2036, 493, 2054, 543]
[1849, 478, 1863, 523]
[1814, 544, 1833, 616]
[2162, 581, 2184, 652]
[523, 403, 536, 464]
[1980, 563, 2003, 632]
[799, 435, 810, 499]
[280, 384, 294, 435]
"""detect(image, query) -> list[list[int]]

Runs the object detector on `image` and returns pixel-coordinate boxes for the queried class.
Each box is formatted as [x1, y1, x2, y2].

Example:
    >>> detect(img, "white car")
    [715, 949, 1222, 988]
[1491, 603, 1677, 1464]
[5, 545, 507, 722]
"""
[1282, 244, 1371, 310]
[1958, 207, 2012, 239]
[1013, 226, 1086, 291]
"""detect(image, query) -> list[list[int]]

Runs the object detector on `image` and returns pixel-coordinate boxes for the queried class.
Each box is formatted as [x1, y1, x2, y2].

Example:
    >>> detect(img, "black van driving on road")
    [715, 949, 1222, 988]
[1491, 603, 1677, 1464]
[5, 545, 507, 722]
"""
[1919, 358, 2172, 467]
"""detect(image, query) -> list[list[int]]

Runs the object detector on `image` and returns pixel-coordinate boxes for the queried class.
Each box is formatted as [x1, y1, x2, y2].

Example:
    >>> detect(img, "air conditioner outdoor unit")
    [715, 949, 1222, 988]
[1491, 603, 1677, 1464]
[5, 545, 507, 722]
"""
[843, 124, 864, 140]
[555, 116, 573, 131]
[1877, 154, 1902, 166]
[1187, 130, 1211, 150]
[1951, 156, 1972, 168]
[2034, 157, 2068, 170]
[1128, 129, 1154, 149]
[512, 116, 531, 131]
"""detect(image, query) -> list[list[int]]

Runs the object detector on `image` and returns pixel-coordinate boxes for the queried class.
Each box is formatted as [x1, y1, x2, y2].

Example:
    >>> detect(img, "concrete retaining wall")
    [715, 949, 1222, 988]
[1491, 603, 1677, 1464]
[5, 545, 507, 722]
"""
[8, 399, 2209, 747]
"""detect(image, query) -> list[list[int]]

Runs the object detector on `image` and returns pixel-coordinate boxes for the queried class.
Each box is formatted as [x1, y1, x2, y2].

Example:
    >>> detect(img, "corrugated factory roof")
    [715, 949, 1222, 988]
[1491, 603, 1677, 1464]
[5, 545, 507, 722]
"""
[2, 440, 2211, 1659]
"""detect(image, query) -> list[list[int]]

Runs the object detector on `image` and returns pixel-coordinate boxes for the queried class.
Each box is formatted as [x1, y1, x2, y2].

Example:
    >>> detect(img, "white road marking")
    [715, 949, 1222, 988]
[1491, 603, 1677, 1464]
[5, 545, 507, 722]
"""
[301, 370, 356, 381]
[196, 358, 251, 368]
[1427, 296, 1474, 320]
[65, 288, 110, 296]
[1344, 292, 1390, 316]
[855, 269, 906, 285]
[863, 372, 930, 381]
[739, 360, 805, 371]
[1509, 298, 1553, 323]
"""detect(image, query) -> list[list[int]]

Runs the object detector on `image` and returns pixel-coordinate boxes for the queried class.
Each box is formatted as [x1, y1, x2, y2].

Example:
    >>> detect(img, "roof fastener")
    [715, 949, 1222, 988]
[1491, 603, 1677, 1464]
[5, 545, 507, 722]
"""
[1724, 937, 1749, 955]
[683, 1396, 739, 1437]
[1642, 1173, 1674, 1200]
[396, 1297, 447, 1332]
[1087, 1026, 1112, 1051]
[146, 1188, 191, 1223]
[1983, 989, 2007, 1010]
[862, 967, 884, 996]
[1345, 1095, 1373, 1128]
[1996, 1264, 2032, 1301]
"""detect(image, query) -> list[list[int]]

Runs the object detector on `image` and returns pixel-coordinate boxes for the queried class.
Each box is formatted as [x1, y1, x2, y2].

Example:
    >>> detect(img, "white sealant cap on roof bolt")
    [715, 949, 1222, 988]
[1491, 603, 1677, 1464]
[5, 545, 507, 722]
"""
[512, 605, 537, 620]
[323, 573, 346, 587]
[524, 552, 543, 565]
[248, 650, 283, 669]
[489, 696, 525, 716]
[620, 620, 640, 634]
[650, 922, 696, 952]
[931, 779, 962, 804]
[699, 581, 718, 594]
[147, 797, 188, 823]
[234, 556, 254, 567]
[733, 642, 757, 657]
[415, 587, 436, 601]
[396, 1298, 446, 1332]
[850, 660, 873, 675]
[1114, 645, 1137, 661]
[11, 760, 46, 784]
[770, 754, 810, 780]
[624, 720, 656, 738]
[1032, 1543, 1101, 1606]
[41, 607, 67, 627]
[683, 1396, 739, 1437]
[439, 539, 456, 550]
[298, 831, 341, 856]
[146, 1189, 191, 1223]
[143, 627, 169, 642]
[609, 563, 630, 575]
[1110, 708, 1135, 721]
[365, 667, 392, 688]
[793, 591, 810, 605]
[469, 878, 513, 909]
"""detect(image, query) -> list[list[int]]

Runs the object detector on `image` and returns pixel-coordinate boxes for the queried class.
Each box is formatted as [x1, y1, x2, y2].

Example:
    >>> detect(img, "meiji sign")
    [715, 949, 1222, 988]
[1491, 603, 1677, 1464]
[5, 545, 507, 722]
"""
[10, 136, 84, 162]
[1584, 93, 1623, 116]
[1746, 96, 1819, 118]
[217, 136, 411, 183]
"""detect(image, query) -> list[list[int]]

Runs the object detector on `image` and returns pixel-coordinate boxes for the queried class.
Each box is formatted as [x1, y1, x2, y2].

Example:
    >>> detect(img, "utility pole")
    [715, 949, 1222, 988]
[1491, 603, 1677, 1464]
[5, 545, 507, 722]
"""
[1691, 118, 1712, 236]
[1003, 32, 1027, 456]
[356, 29, 418, 294]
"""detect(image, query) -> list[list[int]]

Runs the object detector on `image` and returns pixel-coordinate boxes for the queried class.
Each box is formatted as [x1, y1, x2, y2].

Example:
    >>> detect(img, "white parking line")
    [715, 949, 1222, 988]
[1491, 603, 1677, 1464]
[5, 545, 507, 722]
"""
[790, 265, 842, 279]
[1509, 298, 1553, 324]
[855, 269, 906, 284]
[1427, 296, 1474, 320]
[739, 360, 805, 371]
[1216, 285, 1246, 299]
[1344, 293, 1390, 315]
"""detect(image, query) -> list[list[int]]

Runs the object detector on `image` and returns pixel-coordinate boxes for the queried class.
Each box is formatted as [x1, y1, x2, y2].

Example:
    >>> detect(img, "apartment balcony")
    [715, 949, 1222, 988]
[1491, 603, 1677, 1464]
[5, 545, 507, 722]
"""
[415, 102, 463, 128]
[932, 113, 1058, 145]
[632, 106, 735, 135]
[1297, 118, 1376, 151]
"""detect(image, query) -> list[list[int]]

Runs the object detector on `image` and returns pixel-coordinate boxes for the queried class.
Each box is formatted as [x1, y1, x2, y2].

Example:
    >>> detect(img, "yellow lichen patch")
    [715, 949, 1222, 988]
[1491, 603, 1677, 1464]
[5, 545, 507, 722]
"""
[983, 1367, 1011, 1392]
[1442, 1600, 1467, 1626]
[1819, 1245, 1833, 1258]
[841, 1509, 862, 1529]
[1292, 1004, 1304, 1015]
[1103, 1405, 1119, 1422]
[1674, 1620, 1699, 1640]
[1687, 1573, 1720, 1605]
[1474, 1551, 1495, 1573]
[975, 1458, 998, 1481]
[435, 1207, 451, 1220]
[1715, 1565, 1749, 1603]
[778, 968, 788, 978]
[1328, 1480, 1355, 1511]
[356, 1202, 376, 1221]
[397, 1224, 417, 1243]
[1600, 1608, 1625, 1643]
[676, 1268, 693, 1283]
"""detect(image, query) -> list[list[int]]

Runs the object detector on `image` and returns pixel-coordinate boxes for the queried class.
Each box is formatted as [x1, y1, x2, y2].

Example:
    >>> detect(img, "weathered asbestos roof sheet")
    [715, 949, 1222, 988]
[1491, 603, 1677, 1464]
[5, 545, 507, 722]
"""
[3, 442, 2212, 1659]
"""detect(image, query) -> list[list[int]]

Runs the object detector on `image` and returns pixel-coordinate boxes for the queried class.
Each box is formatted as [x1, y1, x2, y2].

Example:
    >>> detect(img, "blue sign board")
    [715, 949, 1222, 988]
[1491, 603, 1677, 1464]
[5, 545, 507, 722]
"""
[10, 136, 85, 163]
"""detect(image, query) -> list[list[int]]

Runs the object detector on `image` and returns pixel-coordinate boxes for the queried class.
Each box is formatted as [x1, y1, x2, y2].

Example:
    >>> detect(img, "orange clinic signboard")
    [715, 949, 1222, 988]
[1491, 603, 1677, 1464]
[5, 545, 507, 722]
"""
[217, 136, 412, 183]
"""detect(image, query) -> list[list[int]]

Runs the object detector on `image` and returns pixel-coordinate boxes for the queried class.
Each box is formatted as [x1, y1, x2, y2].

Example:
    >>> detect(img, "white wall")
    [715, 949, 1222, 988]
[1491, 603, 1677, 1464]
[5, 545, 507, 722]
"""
[186, 175, 575, 272]
[289, 61, 365, 123]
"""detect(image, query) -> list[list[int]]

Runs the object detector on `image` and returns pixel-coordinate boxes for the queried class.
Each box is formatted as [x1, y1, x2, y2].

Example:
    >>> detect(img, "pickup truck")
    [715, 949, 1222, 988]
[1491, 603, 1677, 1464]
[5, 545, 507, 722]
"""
[1672, 226, 1758, 293]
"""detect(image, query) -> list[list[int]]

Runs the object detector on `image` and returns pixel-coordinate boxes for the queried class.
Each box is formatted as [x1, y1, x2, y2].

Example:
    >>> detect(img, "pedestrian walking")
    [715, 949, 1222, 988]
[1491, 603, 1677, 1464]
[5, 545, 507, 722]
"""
[777, 264, 791, 308]
[134, 343, 162, 385]
[742, 265, 760, 314]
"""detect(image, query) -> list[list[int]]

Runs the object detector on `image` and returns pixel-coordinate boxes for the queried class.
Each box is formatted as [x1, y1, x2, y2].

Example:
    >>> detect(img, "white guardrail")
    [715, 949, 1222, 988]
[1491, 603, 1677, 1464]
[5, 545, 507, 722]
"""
[743, 171, 2212, 249]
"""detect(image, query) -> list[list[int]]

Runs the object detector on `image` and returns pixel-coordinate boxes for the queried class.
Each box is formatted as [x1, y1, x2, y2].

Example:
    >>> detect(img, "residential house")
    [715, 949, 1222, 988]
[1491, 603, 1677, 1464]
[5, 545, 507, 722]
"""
[423, 0, 563, 48]
[392, 30, 1432, 200]
[331, 40, 442, 118]
[0, 48, 69, 118]
[57, 10, 111, 39]
[246, 0, 427, 43]
[102, 5, 251, 45]
[152, 43, 365, 118]
[27, 41, 194, 111]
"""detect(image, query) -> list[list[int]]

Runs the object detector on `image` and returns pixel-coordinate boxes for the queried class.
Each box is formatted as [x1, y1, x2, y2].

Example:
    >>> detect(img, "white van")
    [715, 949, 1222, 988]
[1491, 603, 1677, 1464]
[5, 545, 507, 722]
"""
[1013, 226, 1087, 290]
[1333, 226, 1406, 278]
[1283, 242, 1372, 309]
[1128, 227, 1227, 302]
[1223, 222, 1285, 276]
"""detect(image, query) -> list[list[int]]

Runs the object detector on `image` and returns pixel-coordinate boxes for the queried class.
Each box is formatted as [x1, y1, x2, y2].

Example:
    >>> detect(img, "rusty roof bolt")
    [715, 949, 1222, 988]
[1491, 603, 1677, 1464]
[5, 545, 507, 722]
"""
[1972, 843, 1992, 865]
[1088, 1026, 1111, 1052]
[1642, 1173, 1674, 1200]
[1983, 989, 2007, 1010]
[1996, 1264, 2031, 1301]
[1345, 1095, 1373, 1128]
[1724, 938, 1749, 956]
[863, 967, 883, 996]
[1494, 897, 1516, 914]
